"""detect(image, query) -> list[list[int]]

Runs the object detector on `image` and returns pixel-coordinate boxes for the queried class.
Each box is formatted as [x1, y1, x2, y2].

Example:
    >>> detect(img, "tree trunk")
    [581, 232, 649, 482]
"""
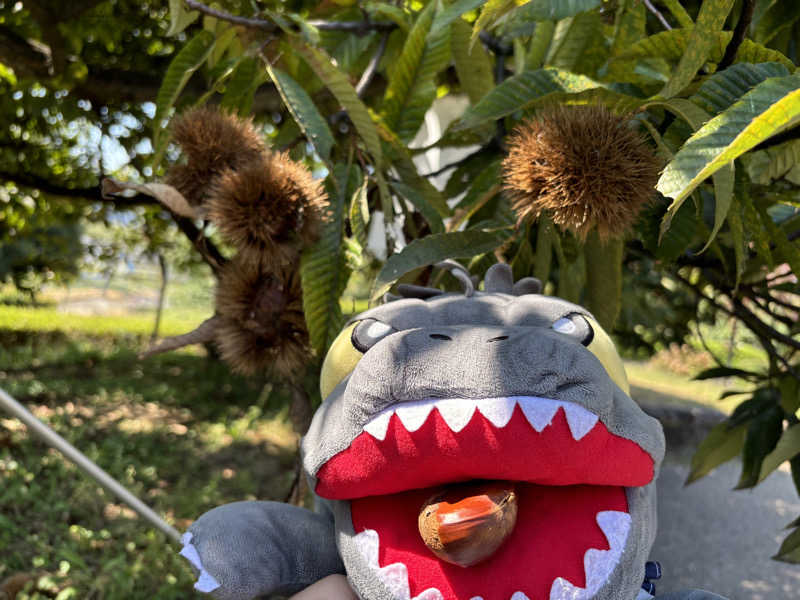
[151, 254, 169, 344]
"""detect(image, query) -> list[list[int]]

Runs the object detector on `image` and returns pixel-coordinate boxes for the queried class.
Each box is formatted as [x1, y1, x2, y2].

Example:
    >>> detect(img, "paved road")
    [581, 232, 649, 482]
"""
[651, 458, 800, 599]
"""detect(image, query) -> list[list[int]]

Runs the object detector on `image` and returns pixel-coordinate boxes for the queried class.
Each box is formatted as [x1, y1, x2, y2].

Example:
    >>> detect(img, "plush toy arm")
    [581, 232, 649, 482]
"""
[180, 500, 345, 600]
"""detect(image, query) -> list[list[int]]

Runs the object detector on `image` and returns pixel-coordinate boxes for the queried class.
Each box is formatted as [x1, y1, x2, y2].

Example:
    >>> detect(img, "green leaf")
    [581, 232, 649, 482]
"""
[301, 164, 360, 354]
[431, 0, 486, 32]
[451, 159, 503, 231]
[372, 229, 510, 299]
[774, 527, 800, 563]
[687, 420, 747, 484]
[452, 19, 494, 104]
[167, 0, 199, 36]
[584, 234, 623, 330]
[692, 62, 791, 116]
[755, 201, 800, 277]
[221, 57, 261, 115]
[349, 176, 370, 248]
[744, 139, 800, 185]
[267, 65, 335, 161]
[153, 30, 216, 150]
[382, 2, 451, 142]
[292, 40, 383, 166]
[727, 192, 746, 289]
[456, 68, 602, 130]
[754, 0, 800, 45]
[693, 366, 762, 380]
[737, 404, 784, 489]
[659, 0, 735, 98]
[546, 11, 607, 75]
[619, 29, 794, 70]
[505, 0, 601, 22]
[657, 74, 800, 235]
[661, 0, 693, 28]
[526, 20, 556, 69]
[390, 181, 445, 234]
[758, 424, 800, 484]
[533, 216, 555, 283]
[472, 0, 515, 38]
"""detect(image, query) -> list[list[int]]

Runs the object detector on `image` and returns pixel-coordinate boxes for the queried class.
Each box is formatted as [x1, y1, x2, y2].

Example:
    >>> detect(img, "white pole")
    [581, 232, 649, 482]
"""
[0, 387, 181, 543]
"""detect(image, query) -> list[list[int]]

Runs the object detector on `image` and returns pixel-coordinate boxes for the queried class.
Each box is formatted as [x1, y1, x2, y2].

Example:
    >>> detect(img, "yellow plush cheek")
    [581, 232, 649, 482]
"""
[585, 316, 630, 395]
[320, 323, 363, 400]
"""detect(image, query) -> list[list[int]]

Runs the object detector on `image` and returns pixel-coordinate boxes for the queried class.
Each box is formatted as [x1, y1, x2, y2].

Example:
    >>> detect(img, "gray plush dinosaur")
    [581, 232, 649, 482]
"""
[179, 263, 728, 600]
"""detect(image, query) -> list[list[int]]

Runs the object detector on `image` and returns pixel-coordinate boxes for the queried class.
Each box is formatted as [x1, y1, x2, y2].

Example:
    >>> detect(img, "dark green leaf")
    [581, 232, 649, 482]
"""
[738, 406, 782, 490]
[693, 366, 761, 380]
[301, 164, 360, 354]
[758, 424, 800, 484]
[221, 57, 261, 116]
[451, 19, 494, 104]
[267, 65, 335, 161]
[774, 527, 800, 563]
[584, 234, 623, 331]
[692, 62, 791, 116]
[372, 229, 510, 299]
[687, 420, 747, 484]
[390, 181, 445, 234]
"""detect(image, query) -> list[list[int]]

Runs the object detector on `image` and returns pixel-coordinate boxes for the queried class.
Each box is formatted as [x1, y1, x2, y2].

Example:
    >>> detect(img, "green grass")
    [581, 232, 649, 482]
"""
[0, 329, 297, 599]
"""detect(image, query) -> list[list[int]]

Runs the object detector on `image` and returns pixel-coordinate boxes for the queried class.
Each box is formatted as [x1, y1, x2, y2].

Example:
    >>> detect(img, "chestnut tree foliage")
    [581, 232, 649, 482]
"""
[3, 0, 800, 559]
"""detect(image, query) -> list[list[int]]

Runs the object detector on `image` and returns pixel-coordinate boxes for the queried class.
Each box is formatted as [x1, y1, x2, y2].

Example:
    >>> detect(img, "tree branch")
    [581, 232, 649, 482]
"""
[184, 0, 395, 35]
[718, 0, 755, 71]
[355, 32, 389, 97]
[643, 0, 672, 30]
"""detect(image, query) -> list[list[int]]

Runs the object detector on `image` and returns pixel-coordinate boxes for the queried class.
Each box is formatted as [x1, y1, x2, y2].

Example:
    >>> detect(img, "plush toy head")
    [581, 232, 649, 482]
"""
[301, 263, 665, 600]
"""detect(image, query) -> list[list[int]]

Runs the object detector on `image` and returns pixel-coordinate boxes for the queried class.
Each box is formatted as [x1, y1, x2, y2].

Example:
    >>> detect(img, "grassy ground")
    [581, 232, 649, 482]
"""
[0, 326, 298, 599]
[0, 274, 742, 599]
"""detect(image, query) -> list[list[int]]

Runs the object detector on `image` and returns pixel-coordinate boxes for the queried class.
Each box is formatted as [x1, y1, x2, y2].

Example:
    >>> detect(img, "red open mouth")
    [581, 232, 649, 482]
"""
[315, 397, 654, 600]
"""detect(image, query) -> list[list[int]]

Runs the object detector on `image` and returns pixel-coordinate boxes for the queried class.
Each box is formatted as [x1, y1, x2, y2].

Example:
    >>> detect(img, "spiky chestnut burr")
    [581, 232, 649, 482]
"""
[502, 105, 661, 239]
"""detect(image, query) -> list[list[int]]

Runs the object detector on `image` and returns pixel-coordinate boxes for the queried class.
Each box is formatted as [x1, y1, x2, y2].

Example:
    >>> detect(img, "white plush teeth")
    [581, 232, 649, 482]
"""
[518, 397, 561, 432]
[477, 397, 517, 428]
[179, 531, 221, 594]
[363, 409, 393, 441]
[377, 562, 411, 599]
[562, 403, 599, 441]
[549, 511, 631, 600]
[510, 593, 531, 600]
[436, 398, 477, 432]
[353, 529, 380, 568]
[361, 396, 600, 441]
[396, 399, 436, 432]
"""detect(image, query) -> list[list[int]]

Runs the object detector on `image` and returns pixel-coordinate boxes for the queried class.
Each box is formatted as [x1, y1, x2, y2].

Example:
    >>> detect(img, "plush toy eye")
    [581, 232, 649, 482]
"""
[552, 314, 594, 346]
[352, 318, 397, 352]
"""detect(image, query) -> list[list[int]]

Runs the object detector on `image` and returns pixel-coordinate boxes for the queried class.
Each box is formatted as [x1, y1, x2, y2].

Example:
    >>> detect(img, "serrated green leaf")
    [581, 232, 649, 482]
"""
[456, 68, 602, 130]
[153, 30, 216, 150]
[452, 19, 494, 104]
[659, 0, 735, 98]
[292, 40, 383, 166]
[349, 176, 370, 248]
[728, 192, 746, 289]
[618, 28, 794, 70]
[372, 229, 510, 299]
[744, 139, 800, 185]
[168, 0, 199, 36]
[472, 0, 516, 38]
[451, 159, 503, 231]
[657, 74, 800, 236]
[505, 0, 601, 22]
[366, 2, 412, 31]
[382, 2, 451, 142]
[267, 65, 335, 161]
[584, 234, 623, 330]
[758, 424, 800, 484]
[691, 62, 791, 116]
[301, 164, 360, 354]
[687, 420, 747, 484]
[526, 20, 555, 69]
[737, 404, 784, 489]
[221, 57, 261, 115]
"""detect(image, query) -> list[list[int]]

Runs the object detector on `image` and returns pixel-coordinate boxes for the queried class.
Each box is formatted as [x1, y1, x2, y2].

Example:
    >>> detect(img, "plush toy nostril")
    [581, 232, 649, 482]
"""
[429, 333, 452, 341]
[486, 335, 509, 343]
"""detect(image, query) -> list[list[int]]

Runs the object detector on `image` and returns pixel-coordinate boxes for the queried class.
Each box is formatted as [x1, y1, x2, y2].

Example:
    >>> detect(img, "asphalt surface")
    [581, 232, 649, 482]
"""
[650, 453, 800, 599]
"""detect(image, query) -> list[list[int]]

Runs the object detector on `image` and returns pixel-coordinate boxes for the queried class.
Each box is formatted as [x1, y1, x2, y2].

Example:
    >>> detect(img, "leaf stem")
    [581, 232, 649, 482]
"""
[718, 0, 755, 71]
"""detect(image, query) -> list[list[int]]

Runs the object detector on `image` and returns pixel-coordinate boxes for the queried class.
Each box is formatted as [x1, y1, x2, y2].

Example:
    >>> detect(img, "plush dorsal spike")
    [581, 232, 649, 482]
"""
[513, 277, 543, 296]
[396, 284, 444, 300]
[484, 263, 514, 294]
